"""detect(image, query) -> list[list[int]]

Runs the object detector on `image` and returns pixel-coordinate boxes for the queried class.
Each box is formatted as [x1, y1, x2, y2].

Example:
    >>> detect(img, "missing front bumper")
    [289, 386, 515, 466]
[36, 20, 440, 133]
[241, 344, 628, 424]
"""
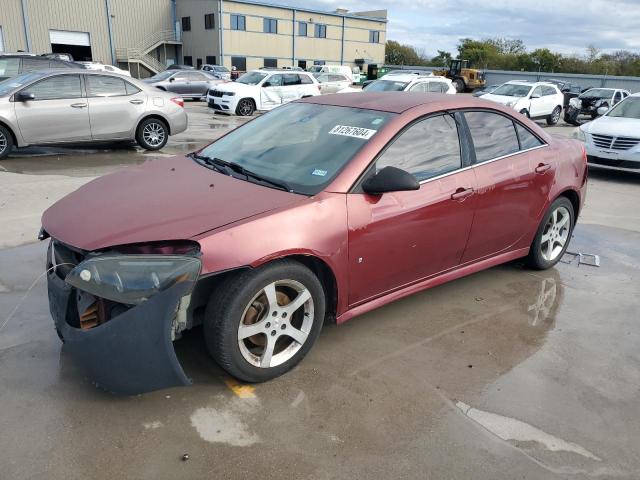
[47, 268, 192, 395]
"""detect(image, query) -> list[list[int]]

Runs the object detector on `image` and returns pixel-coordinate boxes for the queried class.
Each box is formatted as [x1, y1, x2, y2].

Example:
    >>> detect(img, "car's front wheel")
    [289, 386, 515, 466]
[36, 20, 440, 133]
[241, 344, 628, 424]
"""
[546, 106, 561, 125]
[0, 125, 13, 160]
[136, 118, 168, 150]
[236, 98, 255, 116]
[454, 78, 465, 93]
[204, 260, 325, 382]
[527, 197, 574, 270]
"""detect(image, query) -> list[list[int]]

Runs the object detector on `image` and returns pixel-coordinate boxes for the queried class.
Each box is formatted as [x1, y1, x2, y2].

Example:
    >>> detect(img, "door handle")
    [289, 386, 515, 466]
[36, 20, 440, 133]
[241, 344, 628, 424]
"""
[129, 99, 144, 105]
[535, 163, 551, 174]
[451, 187, 474, 201]
[70, 103, 87, 108]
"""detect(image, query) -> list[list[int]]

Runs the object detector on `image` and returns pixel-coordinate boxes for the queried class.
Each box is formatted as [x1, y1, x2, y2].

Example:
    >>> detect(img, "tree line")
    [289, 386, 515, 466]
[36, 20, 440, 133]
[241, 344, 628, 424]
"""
[385, 38, 640, 77]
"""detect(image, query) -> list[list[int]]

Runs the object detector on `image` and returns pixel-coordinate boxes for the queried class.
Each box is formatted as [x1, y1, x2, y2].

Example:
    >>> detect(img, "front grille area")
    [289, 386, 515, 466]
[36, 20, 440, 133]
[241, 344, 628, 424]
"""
[50, 239, 86, 279]
[591, 134, 640, 151]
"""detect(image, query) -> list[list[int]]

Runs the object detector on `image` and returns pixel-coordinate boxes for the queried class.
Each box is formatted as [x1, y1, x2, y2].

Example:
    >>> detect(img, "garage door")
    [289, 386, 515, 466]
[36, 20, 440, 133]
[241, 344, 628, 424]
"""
[49, 30, 91, 46]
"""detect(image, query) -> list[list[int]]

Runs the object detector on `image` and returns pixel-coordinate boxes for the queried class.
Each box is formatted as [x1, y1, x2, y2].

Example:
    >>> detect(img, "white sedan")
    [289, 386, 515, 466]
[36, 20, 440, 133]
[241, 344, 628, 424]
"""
[77, 62, 132, 77]
[575, 93, 640, 172]
[315, 73, 351, 94]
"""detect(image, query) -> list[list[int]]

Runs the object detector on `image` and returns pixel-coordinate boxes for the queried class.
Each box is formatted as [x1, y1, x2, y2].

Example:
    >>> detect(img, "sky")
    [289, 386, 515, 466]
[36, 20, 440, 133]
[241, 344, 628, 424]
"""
[264, 0, 640, 58]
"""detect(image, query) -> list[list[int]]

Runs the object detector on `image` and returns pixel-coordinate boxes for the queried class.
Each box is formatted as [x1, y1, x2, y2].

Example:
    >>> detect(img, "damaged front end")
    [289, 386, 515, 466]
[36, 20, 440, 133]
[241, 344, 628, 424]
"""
[46, 238, 202, 395]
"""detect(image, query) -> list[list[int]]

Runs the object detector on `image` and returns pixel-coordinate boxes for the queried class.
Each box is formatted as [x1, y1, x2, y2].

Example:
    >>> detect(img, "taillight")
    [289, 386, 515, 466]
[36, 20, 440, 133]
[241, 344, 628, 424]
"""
[170, 97, 184, 108]
[581, 145, 587, 163]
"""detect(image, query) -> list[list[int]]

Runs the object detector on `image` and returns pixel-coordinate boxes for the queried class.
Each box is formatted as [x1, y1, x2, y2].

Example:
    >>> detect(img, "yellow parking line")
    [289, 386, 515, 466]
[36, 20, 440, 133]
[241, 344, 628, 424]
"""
[224, 377, 256, 398]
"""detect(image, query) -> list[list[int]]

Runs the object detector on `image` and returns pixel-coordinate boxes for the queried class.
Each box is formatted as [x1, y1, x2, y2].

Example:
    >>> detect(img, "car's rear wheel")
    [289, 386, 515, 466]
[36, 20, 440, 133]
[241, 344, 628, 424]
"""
[546, 106, 562, 125]
[136, 118, 168, 150]
[527, 197, 574, 270]
[236, 98, 255, 116]
[204, 260, 325, 382]
[0, 125, 13, 160]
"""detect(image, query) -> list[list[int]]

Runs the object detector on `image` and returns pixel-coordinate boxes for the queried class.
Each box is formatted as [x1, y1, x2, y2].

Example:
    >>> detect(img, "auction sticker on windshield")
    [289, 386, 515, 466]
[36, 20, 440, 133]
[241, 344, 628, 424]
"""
[329, 125, 377, 139]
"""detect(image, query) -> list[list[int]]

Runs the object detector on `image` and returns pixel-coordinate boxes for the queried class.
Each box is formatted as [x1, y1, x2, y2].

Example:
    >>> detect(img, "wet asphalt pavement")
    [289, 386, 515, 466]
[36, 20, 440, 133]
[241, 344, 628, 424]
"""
[1, 101, 640, 479]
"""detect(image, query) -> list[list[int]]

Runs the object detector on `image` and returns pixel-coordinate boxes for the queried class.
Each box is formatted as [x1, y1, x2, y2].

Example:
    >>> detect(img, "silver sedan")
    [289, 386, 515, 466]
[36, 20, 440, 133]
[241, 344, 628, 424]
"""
[0, 69, 188, 159]
[143, 70, 224, 100]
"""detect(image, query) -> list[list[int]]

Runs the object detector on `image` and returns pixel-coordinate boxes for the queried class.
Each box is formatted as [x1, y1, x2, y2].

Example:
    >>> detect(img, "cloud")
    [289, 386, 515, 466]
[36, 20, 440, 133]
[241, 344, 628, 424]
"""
[263, 0, 640, 56]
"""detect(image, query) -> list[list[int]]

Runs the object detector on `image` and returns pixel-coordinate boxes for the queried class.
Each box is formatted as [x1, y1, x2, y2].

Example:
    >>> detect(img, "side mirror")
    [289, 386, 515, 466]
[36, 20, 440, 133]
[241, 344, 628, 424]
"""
[169, 77, 175, 82]
[597, 106, 609, 116]
[362, 166, 420, 195]
[17, 91, 35, 101]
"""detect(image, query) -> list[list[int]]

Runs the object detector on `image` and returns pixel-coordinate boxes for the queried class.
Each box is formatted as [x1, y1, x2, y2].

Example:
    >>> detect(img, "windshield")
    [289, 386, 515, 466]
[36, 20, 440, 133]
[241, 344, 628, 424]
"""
[236, 72, 268, 85]
[491, 84, 532, 97]
[197, 103, 393, 195]
[605, 97, 640, 119]
[0, 72, 43, 96]
[148, 71, 174, 81]
[580, 88, 612, 99]
[307, 66, 323, 73]
[364, 80, 409, 92]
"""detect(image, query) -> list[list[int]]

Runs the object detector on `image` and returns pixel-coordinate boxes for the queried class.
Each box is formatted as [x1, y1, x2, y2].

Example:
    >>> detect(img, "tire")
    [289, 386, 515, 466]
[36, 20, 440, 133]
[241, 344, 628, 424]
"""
[546, 106, 562, 126]
[204, 260, 326, 382]
[519, 109, 530, 118]
[136, 117, 168, 151]
[235, 98, 255, 116]
[453, 78, 465, 93]
[526, 197, 574, 270]
[0, 125, 13, 160]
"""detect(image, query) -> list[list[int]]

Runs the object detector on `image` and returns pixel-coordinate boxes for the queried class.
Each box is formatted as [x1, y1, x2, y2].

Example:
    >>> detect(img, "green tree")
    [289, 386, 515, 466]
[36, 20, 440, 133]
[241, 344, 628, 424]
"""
[430, 50, 452, 67]
[385, 40, 428, 65]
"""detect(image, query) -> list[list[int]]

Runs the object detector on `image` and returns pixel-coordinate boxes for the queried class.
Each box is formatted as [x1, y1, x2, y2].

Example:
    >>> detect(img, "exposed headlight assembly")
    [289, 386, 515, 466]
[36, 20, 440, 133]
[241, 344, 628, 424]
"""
[65, 255, 201, 305]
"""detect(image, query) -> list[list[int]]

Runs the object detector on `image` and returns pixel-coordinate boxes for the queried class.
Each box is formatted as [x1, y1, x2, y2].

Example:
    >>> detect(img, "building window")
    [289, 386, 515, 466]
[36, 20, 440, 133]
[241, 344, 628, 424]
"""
[263, 18, 277, 33]
[231, 56, 246, 72]
[264, 58, 277, 68]
[298, 22, 307, 36]
[206, 55, 216, 65]
[313, 60, 325, 65]
[183, 55, 193, 66]
[182, 17, 191, 32]
[204, 13, 215, 29]
[298, 60, 307, 70]
[369, 30, 380, 43]
[231, 14, 246, 31]
[314, 24, 326, 38]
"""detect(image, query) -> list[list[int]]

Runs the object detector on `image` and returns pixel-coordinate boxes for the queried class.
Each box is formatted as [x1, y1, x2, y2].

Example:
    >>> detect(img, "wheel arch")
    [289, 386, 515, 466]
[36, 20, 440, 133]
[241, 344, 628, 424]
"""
[0, 119, 18, 146]
[557, 188, 581, 218]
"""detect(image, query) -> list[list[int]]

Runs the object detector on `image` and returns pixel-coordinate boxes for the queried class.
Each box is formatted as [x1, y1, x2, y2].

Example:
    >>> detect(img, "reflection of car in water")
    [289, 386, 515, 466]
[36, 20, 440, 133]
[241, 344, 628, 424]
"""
[527, 277, 558, 326]
[564, 88, 630, 125]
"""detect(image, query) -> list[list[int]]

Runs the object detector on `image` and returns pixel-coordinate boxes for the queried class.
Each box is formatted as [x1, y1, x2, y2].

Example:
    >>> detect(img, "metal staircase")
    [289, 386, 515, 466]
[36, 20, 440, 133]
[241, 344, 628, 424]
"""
[116, 30, 181, 75]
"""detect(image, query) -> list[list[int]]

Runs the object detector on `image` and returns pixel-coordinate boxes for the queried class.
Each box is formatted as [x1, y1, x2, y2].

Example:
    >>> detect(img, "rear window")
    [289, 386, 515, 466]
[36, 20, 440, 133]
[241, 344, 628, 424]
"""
[516, 124, 544, 149]
[464, 111, 519, 162]
[364, 80, 408, 92]
[86, 75, 127, 96]
[0, 58, 20, 77]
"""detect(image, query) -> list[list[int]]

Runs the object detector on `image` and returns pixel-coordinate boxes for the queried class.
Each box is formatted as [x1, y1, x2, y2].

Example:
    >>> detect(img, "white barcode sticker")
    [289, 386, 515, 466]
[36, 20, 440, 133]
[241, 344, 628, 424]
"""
[328, 125, 377, 139]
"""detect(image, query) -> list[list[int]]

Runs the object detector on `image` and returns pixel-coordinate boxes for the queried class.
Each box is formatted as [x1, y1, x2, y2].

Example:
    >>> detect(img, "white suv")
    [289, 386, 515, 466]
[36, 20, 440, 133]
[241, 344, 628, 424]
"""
[207, 69, 320, 116]
[340, 72, 456, 94]
[482, 81, 564, 125]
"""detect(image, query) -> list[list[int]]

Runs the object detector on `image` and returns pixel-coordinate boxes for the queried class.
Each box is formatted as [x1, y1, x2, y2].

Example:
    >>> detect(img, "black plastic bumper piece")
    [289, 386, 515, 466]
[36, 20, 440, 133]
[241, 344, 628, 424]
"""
[47, 269, 192, 395]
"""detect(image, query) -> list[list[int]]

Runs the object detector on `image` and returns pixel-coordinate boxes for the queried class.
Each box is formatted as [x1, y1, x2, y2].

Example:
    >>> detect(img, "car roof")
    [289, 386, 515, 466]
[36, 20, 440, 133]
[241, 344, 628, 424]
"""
[380, 73, 447, 82]
[301, 91, 513, 114]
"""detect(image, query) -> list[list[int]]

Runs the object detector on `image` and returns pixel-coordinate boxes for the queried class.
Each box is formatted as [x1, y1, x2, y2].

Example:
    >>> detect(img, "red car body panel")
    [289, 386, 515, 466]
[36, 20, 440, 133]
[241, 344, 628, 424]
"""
[42, 93, 587, 327]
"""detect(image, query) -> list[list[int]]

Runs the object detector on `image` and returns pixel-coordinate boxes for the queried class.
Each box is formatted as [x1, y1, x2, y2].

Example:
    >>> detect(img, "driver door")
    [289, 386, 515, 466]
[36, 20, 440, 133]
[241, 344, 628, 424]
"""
[260, 74, 285, 110]
[347, 113, 477, 306]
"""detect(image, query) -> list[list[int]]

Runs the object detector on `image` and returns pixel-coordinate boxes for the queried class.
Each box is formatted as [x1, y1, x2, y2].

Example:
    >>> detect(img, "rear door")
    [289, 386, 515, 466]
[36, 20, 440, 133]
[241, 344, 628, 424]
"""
[529, 86, 545, 117]
[85, 75, 146, 140]
[347, 113, 477, 306]
[168, 71, 190, 95]
[186, 71, 210, 96]
[460, 110, 553, 263]
[14, 74, 91, 144]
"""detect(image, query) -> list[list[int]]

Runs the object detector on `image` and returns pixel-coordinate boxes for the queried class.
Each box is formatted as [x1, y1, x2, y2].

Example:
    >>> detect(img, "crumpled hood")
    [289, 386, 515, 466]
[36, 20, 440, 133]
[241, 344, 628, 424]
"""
[583, 116, 640, 137]
[42, 156, 304, 251]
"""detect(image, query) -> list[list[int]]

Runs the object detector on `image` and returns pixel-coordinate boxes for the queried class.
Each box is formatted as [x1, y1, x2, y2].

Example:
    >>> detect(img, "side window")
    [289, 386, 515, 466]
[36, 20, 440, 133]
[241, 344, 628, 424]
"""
[408, 82, 426, 92]
[174, 72, 189, 81]
[614, 91, 622, 103]
[86, 75, 127, 97]
[21, 58, 47, 73]
[0, 58, 20, 77]
[125, 82, 141, 95]
[188, 72, 207, 81]
[428, 82, 445, 93]
[515, 124, 544, 150]
[266, 74, 283, 86]
[464, 111, 519, 162]
[299, 74, 313, 85]
[28, 75, 82, 100]
[283, 74, 301, 86]
[542, 86, 556, 96]
[531, 86, 543, 98]
[376, 114, 461, 182]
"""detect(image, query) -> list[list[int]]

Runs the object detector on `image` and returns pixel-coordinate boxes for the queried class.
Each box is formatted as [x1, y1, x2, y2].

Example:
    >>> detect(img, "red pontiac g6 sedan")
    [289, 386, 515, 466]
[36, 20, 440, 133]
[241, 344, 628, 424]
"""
[41, 92, 587, 394]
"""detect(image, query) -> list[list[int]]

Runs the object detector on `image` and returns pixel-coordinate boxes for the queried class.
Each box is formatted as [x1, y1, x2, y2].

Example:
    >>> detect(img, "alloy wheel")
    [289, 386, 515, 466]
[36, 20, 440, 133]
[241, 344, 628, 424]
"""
[540, 206, 571, 262]
[551, 107, 561, 123]
[238, 99, 253, 116]
[238, 279, 314, 368]
[0, 131, 6, 155]
[142, 122, 166, 147]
